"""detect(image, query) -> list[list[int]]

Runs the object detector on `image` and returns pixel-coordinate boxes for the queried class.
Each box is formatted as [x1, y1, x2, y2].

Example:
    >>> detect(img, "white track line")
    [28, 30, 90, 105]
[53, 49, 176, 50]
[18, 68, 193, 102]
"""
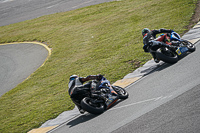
[108, 96, 163, 111]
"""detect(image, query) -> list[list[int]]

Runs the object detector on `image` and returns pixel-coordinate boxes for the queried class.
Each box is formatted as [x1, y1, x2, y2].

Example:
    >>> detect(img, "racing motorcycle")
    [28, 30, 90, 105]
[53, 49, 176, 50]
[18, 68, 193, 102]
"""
[152, 31, 196, 64]
[80, 76, 129, 114]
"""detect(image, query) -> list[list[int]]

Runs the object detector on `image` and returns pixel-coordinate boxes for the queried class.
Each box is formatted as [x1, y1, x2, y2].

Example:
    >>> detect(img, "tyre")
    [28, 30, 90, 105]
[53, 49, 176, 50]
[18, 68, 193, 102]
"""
[182, 40, 196, 52]
[81, 97, 105, 114]
[112, 86, 129, 99]
[156, 48, 178, 64]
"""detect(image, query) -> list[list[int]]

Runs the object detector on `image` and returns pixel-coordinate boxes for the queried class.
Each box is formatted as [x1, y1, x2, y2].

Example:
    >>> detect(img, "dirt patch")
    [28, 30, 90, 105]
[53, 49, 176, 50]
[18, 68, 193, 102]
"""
[127, 59, 142, 69]
[182, 0, 200, 35]
[192, 0, 200, 23]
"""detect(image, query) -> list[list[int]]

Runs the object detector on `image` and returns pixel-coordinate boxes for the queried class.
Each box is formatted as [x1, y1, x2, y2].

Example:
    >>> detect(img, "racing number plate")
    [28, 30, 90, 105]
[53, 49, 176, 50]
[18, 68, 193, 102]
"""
[176, 47, 188, 55]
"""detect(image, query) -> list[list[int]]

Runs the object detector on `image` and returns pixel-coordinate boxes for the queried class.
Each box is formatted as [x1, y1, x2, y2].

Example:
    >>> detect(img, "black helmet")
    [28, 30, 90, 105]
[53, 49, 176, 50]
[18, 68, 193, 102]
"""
[142, 28, 150, 36]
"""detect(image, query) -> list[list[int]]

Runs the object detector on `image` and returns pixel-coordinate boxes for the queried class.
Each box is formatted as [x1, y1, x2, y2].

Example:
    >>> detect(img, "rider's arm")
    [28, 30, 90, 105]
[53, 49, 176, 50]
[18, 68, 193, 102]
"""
[152, 28, 172, 36]
[81, 75, 102, 82]
[159, 28, 172, 33]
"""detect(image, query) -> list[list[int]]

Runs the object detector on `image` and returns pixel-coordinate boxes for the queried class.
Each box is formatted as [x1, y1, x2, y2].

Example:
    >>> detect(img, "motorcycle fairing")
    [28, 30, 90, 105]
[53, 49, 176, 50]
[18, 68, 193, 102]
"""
[105, 94, 118, 109]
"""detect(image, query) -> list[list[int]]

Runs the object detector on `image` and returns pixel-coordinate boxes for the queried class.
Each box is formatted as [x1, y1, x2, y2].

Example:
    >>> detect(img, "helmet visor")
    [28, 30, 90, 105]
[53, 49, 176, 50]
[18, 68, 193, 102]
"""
[70, 77, 76, 81]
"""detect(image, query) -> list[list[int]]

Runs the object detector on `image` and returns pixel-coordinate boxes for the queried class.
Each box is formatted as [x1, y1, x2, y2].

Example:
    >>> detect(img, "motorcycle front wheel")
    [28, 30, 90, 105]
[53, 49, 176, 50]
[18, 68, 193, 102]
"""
[182, 40, 196, 52]
[81, 97, 105, 114]
[112, 86, 129, 99]
[156, 48, 178, 64]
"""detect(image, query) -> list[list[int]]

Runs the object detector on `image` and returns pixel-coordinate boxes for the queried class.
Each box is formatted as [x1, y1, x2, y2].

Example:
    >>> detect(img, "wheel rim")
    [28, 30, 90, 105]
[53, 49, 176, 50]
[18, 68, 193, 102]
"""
[114, 86, 126, 96]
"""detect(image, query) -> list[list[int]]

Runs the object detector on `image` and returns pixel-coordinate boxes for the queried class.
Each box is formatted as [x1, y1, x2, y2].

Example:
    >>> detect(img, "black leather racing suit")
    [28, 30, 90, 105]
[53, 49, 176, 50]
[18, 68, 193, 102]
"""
[143, 28, 172, 60]
[68, 77, 91, 111]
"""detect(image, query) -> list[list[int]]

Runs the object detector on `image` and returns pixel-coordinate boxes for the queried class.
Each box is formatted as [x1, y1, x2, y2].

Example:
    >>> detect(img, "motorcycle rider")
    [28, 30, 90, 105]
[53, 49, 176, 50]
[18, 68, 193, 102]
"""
[142, 28, 177, 63]
[68, 74, 103, 114]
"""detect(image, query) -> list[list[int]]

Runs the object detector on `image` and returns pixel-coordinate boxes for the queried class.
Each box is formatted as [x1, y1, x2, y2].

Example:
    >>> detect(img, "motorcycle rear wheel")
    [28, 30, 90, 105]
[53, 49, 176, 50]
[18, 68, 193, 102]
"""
[156, 48, 178, 64]
[81, 97, 105, 114]
[112, 86, 129, 99]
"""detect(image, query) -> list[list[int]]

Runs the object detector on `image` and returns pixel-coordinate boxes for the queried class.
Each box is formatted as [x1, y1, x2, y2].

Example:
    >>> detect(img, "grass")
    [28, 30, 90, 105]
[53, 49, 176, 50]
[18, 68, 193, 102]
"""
[0, 0, 198, 132]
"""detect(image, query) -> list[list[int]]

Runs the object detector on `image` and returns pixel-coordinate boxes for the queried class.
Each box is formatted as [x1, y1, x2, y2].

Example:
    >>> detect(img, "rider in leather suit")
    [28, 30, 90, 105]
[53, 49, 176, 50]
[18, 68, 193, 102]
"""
[142, 28, 177, 63]
[68, 74, 102, 114]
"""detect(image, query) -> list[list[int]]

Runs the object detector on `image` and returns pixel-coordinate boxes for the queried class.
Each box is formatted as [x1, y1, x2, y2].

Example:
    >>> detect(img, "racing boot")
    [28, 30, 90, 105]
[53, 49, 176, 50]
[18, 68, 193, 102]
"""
[168, 45, 178, 51]
[79, 109, 85, 114]
[151, 52, 160, 63]
[154, 58, 160, 63]
[92, 90, 107, 100]
[163, 43, 177, 51]
[71, 98, 85, 114]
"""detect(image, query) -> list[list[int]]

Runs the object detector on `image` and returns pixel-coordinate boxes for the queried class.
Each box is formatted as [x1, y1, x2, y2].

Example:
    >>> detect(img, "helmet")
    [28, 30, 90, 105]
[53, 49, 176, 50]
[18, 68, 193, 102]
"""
[68, 75, 78, 89]
[142, 28, 150, 36]
[69, 75, 78, 82]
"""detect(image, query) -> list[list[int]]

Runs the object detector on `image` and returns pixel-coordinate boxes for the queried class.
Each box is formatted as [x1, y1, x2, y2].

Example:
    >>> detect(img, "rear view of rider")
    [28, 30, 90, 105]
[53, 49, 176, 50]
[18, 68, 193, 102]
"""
[142, 28, 177, 63]
[68, 74, 102, 114]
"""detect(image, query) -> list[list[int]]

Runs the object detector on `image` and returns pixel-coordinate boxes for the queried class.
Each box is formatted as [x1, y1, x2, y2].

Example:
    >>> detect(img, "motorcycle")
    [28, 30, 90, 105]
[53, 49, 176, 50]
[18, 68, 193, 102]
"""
[152, 31, 196, 64]
[80, 76, 129, 114]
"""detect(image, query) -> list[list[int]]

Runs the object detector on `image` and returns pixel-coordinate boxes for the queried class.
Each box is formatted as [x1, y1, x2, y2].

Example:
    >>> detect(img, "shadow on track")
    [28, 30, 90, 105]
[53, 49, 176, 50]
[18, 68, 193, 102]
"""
[66, 113, 98, 128]
[66, 99, 126, 128]
[148, 52, 195, 74]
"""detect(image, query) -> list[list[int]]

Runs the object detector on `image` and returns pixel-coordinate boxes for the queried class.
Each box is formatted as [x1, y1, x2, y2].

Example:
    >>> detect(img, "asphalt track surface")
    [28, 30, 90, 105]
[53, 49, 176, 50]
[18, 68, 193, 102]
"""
[1, 0, 200, 133]
[113, 82, 200, 133]
[0, 0, 112, 94]
[0, 0, 113, 26]
[50, 41, 200, 133]
[0, 43, 49, 96]
[46, 23, 200, 132]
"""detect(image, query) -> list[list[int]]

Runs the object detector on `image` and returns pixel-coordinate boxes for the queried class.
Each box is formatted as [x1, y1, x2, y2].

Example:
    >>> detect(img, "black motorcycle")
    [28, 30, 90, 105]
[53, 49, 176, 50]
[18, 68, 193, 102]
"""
[152, 31, 196, 64]
[80, 76, 129, 114]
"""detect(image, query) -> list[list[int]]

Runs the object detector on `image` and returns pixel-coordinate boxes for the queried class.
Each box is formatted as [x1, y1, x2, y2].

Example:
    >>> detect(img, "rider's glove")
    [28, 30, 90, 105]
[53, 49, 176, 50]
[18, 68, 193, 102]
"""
[97, 74, 103, 80]
[160, 28, 165, 32]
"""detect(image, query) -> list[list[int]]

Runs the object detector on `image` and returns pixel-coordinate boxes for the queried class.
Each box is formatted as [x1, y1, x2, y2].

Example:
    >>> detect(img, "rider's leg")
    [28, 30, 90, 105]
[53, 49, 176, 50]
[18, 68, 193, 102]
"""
[151, 52, 160, 63]
[71, 97, 85, 114]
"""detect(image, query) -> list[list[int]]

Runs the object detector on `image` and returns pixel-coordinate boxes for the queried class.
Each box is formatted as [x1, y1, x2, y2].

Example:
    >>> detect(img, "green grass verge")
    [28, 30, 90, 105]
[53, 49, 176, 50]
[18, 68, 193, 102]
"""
[0, 0, 198, 132]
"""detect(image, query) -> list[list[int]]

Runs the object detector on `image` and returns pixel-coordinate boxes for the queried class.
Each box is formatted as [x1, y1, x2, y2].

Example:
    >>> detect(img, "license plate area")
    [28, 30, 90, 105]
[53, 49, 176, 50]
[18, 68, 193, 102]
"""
[176, 47, 188, 55]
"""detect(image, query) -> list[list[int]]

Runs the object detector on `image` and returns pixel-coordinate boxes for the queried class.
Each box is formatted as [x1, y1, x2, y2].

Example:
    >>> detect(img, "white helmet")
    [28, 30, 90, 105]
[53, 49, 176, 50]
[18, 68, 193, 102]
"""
[69, 75, 78, 81]
[68, 75, 78, 88]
